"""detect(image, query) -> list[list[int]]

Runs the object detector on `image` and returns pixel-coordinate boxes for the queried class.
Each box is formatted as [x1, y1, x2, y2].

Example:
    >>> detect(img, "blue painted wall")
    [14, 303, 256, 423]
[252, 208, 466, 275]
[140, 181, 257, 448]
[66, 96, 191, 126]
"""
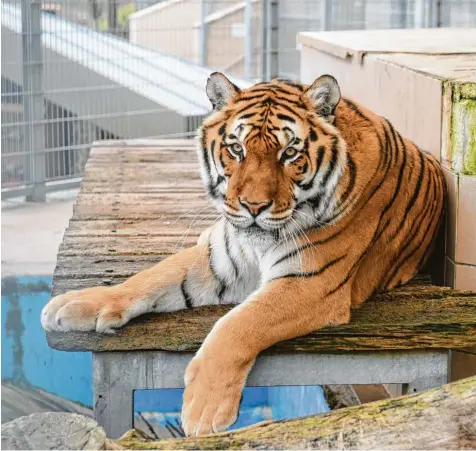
[1, 276, 93, 406]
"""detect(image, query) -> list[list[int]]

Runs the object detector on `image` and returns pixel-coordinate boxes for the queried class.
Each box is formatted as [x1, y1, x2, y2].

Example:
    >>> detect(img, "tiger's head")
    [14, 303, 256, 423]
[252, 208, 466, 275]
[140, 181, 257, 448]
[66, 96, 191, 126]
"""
[197, 72, 348, 236]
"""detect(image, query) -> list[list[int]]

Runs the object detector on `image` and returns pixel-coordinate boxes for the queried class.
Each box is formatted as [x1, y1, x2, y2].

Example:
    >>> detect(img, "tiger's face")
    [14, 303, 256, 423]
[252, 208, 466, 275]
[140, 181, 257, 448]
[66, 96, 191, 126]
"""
[198, 73, 348, 236]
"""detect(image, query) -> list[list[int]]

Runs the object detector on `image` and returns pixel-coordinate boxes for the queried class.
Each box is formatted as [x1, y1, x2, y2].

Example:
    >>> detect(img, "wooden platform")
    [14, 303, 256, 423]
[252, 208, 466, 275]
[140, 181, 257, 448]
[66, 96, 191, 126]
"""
[46, 139, 476, 353]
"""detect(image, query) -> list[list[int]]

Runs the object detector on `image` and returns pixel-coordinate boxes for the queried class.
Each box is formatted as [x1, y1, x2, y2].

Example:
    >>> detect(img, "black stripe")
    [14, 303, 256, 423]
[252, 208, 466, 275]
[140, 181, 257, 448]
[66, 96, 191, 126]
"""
[274, 97, 307, 112]
[307, 118, 329, 137]
[309, 128, 318, 142]
[271, 229, 345, 269]
[268, 84, 296, 95]
[218, 123, 227, 136]
[325, 153, 357, 224]
[321, 136, 339, 186]
[338, 153, 356, 207]
[277, 113, 296, 123]
[181, 279, 193, 309]
[270, 101, 303, 117]
[234, 103, 260, 117]
[279, 254, 346, 279]
[200, 129, 210, 175]
[343, 98, 371, 122]
[236, 94, 268, 102]
[239, 112, 257, 120]
[365, 125, 394, 203]
[208, 244, 226, 303]
[390, 150, 426, 241]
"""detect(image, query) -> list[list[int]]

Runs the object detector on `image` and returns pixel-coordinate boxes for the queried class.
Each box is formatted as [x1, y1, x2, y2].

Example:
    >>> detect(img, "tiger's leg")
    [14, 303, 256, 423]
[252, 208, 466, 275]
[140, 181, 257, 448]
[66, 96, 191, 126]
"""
[180, 277, 351, 437]
[41, 221, 244, 333]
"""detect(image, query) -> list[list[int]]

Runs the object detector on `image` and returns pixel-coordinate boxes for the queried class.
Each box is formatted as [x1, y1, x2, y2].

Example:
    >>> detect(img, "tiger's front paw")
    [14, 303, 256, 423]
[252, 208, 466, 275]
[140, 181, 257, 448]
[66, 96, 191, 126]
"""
[181, 350, 253, 437]
[41, 286, 130, 334]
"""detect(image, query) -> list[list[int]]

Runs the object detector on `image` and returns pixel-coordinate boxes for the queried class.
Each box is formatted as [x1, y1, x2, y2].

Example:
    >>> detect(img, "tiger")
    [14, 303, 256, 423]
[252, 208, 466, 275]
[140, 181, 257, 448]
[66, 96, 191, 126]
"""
[41, 72, 446, 437]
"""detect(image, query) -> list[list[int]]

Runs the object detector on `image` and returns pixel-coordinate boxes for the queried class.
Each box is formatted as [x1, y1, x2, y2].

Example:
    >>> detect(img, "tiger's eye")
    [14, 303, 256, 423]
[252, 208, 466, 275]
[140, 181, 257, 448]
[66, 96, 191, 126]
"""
[284, 147, 298, 158]
[231, 143, 243, 154]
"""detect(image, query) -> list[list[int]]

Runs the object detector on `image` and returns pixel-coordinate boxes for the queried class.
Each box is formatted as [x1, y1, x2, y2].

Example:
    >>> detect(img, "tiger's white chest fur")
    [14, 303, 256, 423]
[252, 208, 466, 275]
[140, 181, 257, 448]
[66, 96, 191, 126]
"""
[206, 218, 302, 305]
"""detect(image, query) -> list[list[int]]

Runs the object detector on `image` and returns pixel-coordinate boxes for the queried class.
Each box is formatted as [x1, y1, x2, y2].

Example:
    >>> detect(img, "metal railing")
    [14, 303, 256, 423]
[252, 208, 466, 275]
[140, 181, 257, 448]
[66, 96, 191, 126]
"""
[2, 0, 475, 201]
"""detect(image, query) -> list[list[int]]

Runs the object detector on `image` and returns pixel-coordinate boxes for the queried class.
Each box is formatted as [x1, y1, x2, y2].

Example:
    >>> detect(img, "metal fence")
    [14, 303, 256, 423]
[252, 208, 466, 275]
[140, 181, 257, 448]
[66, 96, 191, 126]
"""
[2, 0, 476, 201]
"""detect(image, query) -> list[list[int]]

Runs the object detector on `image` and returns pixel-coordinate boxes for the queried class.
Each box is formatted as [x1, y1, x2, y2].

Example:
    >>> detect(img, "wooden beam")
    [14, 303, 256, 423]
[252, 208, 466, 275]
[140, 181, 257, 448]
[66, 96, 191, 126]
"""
[46, 283, 476, 352]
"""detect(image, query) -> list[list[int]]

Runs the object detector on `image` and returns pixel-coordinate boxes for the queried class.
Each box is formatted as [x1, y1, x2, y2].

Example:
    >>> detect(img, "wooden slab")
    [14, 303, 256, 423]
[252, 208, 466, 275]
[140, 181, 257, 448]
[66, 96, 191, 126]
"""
[48, 139, 476, 353]
[47, 283, 476, 352]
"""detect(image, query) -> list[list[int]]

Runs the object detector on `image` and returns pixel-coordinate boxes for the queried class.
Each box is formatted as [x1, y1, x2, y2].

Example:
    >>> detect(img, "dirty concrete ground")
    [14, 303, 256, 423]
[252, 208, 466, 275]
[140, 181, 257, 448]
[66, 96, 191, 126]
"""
[1, 189, 78, 277]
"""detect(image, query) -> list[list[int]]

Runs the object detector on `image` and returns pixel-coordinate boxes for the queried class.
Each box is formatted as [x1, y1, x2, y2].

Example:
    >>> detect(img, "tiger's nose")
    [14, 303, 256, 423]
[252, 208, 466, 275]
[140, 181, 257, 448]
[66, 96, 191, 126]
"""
[238, 197, 272, 217]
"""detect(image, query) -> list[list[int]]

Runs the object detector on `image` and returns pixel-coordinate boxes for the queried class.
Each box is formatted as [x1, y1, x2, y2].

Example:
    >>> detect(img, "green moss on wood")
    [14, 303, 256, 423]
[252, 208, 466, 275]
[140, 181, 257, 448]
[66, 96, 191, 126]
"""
[451, 98, 476, 175]
[453, 82, 476, 101]
[447, 80, 476, 175]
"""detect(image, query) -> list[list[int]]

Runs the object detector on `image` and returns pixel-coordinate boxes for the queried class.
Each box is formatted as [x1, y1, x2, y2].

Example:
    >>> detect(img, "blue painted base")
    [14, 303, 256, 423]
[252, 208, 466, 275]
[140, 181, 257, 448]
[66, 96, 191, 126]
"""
[1, 276, 92, 407]
[134, 385, 329, 435]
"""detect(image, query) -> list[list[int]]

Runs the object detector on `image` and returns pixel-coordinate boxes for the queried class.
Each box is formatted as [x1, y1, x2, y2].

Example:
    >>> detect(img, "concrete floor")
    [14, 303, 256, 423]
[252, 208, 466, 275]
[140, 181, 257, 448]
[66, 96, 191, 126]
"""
[1, 189, 78, 277]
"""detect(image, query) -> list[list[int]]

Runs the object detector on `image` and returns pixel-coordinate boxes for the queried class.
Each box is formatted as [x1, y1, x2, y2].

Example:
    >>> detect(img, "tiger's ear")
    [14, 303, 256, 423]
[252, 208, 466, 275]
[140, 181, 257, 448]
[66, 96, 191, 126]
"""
[303, 75, 341, 117]
[206, 72, 240, 111]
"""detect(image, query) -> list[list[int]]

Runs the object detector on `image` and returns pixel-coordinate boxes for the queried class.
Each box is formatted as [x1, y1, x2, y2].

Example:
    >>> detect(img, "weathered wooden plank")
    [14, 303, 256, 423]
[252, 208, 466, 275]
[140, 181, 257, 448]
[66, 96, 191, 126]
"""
[65, 218, 216, 237]
[74, 193, 209, 206]
[72, 193, 211, 219]
[52, 256, 164, 280]
[71, 207, 213, 221]
[57, 235, 198, 257]
[46, 285, 476, 352]
[81, 158, 201, 185]
[113, 376, 476, 450]
[80, 183, 204, 194]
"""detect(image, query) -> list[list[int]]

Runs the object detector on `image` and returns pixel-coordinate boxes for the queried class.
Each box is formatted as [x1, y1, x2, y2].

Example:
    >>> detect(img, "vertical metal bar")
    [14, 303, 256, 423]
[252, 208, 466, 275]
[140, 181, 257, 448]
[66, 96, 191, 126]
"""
[399, 0, 408, 28]
[244, 0, 253, 80]
[436, 0, 443, 27]
[321, 0, 332, 31]
[22, 0, 46, 202]
[360, 0, 367, 30]
[199, 0, 208, 66]
[268, 0, 279, 79]
[260, 0, 268, 81]
[108, 0, 118, 35]
[428, 0, 438, 27]
[414, 0, 427, 27]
